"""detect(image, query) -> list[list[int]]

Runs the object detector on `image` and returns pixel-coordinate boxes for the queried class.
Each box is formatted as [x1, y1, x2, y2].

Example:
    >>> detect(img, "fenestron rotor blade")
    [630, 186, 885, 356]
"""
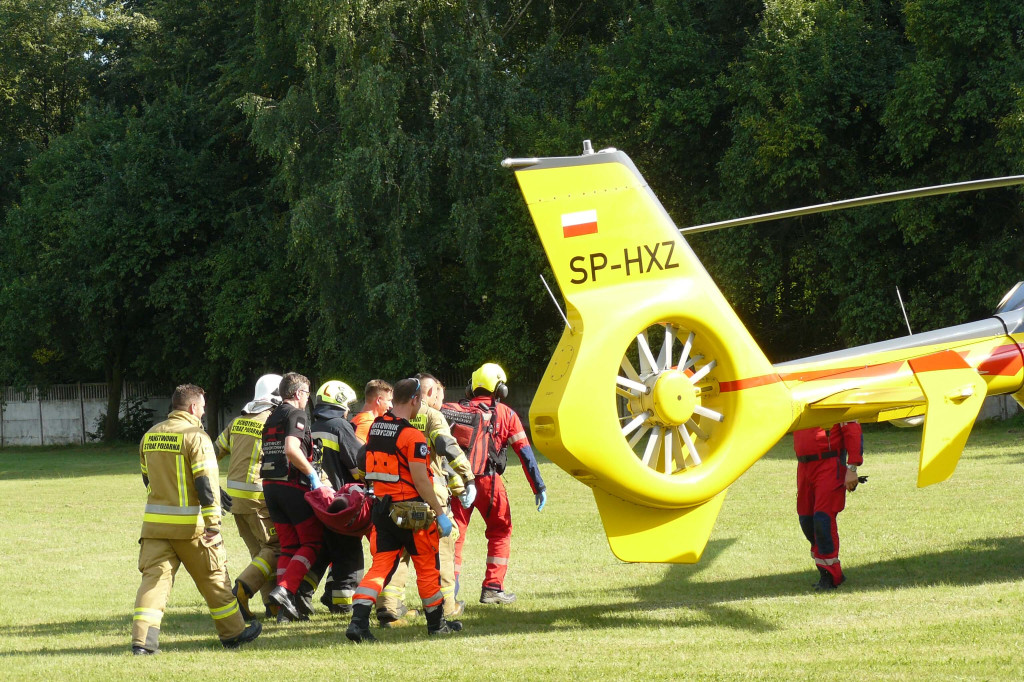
[689, 359, 718, 384]
[686, 418, 709, 441]
[660, 429, 673, 474]
[616, 376, 649, 395]
[628, 424, 651, 449]
[637, 332, 657, 376]
[660, 324, 676, 371]
[622, 410, 652, 437]
[677, 425, 701, 466]
[641, 426, 663, 467]
[678, 331, 694, 370]
[681, 175, 1024, 235]
[693, 405, 724, 422]
[620, 356, 641, 383]
[684, 354, 704, 371]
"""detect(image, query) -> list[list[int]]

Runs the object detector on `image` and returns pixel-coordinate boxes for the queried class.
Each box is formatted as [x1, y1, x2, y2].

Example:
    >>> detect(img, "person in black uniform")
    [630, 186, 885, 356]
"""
[261, 372, 324, 622]
[310, 380, 366, 614]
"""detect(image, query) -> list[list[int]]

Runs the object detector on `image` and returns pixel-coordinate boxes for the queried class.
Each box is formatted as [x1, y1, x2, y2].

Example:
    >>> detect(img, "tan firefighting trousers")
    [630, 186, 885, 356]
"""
[233, 508, 280, 604]
[132, 535, 245, 650]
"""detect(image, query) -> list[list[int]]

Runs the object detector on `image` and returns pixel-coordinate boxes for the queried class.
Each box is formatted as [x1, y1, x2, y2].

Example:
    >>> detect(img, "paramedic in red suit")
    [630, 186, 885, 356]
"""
[793, 421, 863, 590]
[451, 363, 546, 605]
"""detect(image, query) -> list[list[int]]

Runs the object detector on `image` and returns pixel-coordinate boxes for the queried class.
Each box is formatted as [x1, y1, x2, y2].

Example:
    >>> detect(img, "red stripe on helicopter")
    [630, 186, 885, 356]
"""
[562, 209, 598, 238]
[908, 350, 970, 373]
[975, 343, 1024, 376]
[719, 344, 1024, 393]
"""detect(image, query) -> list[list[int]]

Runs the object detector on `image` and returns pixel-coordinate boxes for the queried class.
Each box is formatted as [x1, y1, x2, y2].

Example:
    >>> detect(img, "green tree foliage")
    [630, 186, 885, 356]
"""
[2, 0, 1023, 426]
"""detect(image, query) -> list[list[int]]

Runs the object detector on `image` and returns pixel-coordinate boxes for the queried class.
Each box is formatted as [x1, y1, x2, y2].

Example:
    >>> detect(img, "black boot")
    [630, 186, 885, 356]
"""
[426, 606, 456, 636]
[345, 604, 376, 643]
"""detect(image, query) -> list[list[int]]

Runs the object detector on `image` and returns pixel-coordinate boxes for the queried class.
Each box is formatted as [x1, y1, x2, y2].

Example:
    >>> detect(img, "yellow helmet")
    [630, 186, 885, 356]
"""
[316, 380, 356, 408]
[471, 363, 508, 399]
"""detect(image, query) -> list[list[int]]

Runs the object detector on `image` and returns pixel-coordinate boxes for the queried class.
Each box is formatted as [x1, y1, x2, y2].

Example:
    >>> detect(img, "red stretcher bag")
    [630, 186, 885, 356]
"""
[305, 483, 373, 538]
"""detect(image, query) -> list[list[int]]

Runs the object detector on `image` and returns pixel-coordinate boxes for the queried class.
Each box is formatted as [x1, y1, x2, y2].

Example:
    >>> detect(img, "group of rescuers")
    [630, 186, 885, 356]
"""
[131, 363, 548, 653]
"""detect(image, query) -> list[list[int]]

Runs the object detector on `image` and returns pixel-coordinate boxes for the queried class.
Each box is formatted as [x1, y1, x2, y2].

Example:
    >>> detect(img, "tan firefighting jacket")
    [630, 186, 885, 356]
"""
[139, 410, 221, 539]
[409, 404, 475, 508]
[214, 409, 272, 514]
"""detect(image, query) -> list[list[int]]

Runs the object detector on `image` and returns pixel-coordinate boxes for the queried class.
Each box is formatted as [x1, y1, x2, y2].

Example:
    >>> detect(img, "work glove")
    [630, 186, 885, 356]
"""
[307, 472, 322, 490]
[535, 490, 547, 512]
[458, 481, 477, 509]
[436, 513, 454, 538]
[220, 488, 233, 513]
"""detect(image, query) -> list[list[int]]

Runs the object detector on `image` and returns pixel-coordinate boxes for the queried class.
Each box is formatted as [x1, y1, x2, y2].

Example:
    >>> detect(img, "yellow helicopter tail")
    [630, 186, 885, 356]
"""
[506, 147, 795, 563]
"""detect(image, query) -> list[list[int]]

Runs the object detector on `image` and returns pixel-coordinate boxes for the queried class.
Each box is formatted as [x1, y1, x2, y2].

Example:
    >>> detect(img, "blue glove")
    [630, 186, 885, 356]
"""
[436, 513, 454, 537]
[535, 490, 547, 512]
[307, 472, 322, 490]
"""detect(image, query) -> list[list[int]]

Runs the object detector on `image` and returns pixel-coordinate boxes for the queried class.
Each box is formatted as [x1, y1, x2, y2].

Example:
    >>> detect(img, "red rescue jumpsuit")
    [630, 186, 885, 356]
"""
[451, 398, 545, 592]
[793, 422, 863, 585]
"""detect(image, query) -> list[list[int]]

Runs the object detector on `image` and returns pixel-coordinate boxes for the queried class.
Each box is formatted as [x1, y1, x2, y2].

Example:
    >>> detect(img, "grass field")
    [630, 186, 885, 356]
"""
[2, 424, 1023, 680]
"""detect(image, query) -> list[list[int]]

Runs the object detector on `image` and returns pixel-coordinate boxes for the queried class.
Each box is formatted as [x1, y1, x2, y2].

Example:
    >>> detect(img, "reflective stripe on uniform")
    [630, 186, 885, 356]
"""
[331, 588, 355, 605]
[133, 607, 163, 623]
[420, 590, 444, 609]
[144, 503, 201, 525]
[365, 472, 400, 483]
[252, 557, 272, 578]
[176, 454, 187, 506]
[191, 460, 208, 474]
[486, 555, 509, 566]
[312, 431, 339, 451]
[144, 512, 202, 525]
[814, 557, 840, 566]
[145, 504, 201, 515]
[210, 600, 240, 620]
[353, 586, 380, 605]
[508, 431, 527, 445]
[226, 478, 263, 501]
[201, 506, 217, 517]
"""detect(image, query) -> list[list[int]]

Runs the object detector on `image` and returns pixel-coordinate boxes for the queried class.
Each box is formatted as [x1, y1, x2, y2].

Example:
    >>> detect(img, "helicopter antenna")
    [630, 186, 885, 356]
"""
[540, 274, 574, 334]
[680, 175, 1024, 235]
[896, 286, 913, 336]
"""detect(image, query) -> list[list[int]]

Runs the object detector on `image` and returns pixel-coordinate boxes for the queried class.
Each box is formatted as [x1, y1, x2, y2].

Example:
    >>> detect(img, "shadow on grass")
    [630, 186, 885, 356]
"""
[6, 537, 1024, 654]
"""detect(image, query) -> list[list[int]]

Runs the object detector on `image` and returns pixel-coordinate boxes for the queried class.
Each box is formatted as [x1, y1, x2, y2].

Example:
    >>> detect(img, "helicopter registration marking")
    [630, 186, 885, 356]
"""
[568, 241, 679, 284]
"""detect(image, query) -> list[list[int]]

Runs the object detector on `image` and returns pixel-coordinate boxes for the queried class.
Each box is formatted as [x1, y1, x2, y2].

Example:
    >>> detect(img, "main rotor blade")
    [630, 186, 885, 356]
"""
[681, 175, 1024, 235]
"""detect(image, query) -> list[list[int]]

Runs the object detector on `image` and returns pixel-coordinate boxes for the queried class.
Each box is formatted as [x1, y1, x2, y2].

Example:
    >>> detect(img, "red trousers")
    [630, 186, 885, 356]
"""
[264, 481, 324, 594]
[797, 458, 847, 583]
[452, 473, 511, 591]
[353, 501, 443, 612]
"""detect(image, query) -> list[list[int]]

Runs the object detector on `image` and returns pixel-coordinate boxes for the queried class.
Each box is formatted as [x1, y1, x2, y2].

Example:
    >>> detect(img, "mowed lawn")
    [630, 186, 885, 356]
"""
[1, 425, 1023, 681]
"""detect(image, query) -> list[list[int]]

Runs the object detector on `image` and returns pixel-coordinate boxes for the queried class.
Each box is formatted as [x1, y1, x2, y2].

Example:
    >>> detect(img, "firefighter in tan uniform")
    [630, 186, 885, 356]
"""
[215, 374, 282, 619]
[377, 373, 477, 625]
[131, 384, 261, 654]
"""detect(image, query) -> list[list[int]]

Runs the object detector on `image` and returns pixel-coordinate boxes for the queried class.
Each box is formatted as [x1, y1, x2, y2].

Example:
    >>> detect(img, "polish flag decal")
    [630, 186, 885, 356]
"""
[562, 210, 598, 238]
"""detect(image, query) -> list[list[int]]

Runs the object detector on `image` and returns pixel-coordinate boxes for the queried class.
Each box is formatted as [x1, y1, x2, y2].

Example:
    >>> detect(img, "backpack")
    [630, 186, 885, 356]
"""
[440, 399, 504, 476]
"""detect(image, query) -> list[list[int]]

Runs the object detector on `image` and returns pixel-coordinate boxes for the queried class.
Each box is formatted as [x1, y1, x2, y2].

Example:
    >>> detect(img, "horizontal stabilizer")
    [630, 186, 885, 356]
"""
[909, 350, 988, 487]
[592, 488, 726, 563]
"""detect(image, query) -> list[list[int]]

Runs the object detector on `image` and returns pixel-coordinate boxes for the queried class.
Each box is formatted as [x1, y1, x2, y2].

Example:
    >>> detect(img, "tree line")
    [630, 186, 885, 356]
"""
[2, 0, 1022, 439]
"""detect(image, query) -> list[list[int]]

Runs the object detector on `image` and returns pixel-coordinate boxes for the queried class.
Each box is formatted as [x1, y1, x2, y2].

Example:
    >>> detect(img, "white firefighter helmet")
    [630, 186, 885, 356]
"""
[254, 373, 283, 402]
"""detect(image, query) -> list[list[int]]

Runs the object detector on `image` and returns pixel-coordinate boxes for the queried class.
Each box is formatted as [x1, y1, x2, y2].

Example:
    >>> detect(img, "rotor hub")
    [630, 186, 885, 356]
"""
[644, 369, 696, 426]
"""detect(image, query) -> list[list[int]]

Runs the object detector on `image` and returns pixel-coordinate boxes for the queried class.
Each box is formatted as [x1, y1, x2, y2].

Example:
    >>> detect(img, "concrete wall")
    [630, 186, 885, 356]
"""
[0, 384, 168, 447]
